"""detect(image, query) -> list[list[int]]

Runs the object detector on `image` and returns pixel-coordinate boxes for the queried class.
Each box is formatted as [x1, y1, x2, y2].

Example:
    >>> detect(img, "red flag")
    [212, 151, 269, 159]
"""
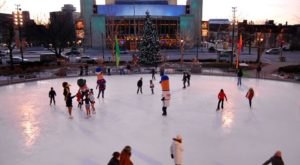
[236, 34, 242, 69]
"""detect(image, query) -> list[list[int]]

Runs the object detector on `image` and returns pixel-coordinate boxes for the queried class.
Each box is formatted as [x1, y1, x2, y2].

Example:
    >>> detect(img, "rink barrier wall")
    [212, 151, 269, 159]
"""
[0, 66, 299, 86]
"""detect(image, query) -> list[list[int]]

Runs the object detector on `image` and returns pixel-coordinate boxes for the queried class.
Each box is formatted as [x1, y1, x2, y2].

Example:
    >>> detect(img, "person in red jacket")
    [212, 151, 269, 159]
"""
[120, 145, 133, 165]
[216, 89, 227, 110]
[245, 88, 254, 108]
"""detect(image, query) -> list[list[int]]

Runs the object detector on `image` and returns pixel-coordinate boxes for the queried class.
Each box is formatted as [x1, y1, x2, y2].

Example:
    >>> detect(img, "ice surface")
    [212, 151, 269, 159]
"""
[0, 74, 300, 165]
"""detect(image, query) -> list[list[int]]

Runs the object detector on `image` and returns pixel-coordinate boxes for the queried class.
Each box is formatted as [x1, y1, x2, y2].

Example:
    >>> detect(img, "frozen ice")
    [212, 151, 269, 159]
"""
[0, 74, 300, 165]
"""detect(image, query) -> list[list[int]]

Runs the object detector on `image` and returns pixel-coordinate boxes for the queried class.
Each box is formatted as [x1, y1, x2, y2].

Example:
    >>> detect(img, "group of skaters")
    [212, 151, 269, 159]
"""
[106, 135, 284, 165]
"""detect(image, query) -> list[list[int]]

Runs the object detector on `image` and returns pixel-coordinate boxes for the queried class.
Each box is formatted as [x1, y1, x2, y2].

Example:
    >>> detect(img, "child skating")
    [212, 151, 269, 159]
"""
[89, 89, 96, 114]
[216, 89, 227, 111]
[84, 93, 91, 118]
[49, 87, 56, 105]
[137, 77, 143, 94]
[246, 88, 255, 108]
[150, 80, 154, 94]
[76, 89, 83, 109]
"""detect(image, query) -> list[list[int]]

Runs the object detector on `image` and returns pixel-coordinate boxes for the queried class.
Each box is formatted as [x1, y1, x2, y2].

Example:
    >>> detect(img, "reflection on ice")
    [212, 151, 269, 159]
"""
[222, 109, 234, 131]
[21, 104, 40, 148]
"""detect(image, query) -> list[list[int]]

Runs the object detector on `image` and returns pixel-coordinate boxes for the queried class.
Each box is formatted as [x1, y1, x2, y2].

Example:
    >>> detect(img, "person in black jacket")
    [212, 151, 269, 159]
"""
[237, 68, 243, 86]
[108, 152, 120, 165]
[66, 93, 76, 119]
[137, 77, 143, 94]
[49, 87, 56, 105]
[263, 150, 284, 165]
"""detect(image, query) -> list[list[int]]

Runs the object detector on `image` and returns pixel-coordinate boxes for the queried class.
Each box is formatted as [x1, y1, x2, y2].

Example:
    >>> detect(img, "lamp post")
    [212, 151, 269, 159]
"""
[180, 39, 184, 64]
[13, 4, 24, 62]
[256, 37, 264, 63]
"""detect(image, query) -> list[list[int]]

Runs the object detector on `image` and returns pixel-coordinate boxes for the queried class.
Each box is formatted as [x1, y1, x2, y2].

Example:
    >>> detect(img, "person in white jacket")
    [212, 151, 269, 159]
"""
[170, 134, 184, 165]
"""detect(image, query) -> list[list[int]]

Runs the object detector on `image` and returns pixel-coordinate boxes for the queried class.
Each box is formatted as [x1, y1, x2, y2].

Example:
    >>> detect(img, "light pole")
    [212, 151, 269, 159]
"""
[180, 39, 184, 64]
[13, 4, 24, 62]
[256, 37, 264, 63]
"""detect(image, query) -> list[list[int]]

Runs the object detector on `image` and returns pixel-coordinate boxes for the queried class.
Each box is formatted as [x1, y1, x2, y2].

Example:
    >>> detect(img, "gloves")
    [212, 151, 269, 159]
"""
[171, 154, 174, 159]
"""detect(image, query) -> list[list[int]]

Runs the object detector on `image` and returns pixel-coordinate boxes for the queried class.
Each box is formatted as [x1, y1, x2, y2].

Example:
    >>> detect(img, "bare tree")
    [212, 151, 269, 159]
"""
[1, 19, 16, 69]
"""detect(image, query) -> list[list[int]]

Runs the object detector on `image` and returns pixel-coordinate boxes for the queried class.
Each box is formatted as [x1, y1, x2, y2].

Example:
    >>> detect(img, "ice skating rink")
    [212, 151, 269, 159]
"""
[0, 74, 299, 165]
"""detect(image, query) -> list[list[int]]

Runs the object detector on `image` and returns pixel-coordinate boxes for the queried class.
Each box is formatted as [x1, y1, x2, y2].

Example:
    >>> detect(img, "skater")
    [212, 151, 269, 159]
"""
[150, 80, 154, 94]
[237, 68, 243, 86]
[245, 88, 254, 108]
[186, 72, 191, 87]
[120, 145, 133, 165]
[76, 89, 83, 109]
[62, 82, 71, 101]
[96, 79, 106, 98]
[137, 77, 143, 94]
[79, 65, 83, 76]
[83, 93, 91, 118]
[263, 150, 284, 165]
[66, 93, 76, 119]
[107, 67, 111, 75]
[160, 72, 171, 116]
[170, 134, 184, 165]
[49, 87, 56, 105]
[89, 89, 96, 113]
[182, 72, 187, 89]
[108, 152, 120, 165]
[216, 89, 227, 110]
[256, 63, 262, 78]
[151, 68, 156, 80]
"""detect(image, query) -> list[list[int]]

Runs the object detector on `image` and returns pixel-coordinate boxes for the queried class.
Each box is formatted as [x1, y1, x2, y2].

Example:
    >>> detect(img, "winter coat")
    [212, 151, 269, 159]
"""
[218, 91, 227, 100]
[237, 69, 243, 77]
[49, 90, 56, 98]
[119, 151, 133, 165]
[66, 95, 75, 107]
[263, 155, 284, 165]
[137, 80, 143, 87]
[246, 89, 254, 99]
[108, 157, 120, 165]
[170, 139, 184, 165]
[97, 79, 106, 90]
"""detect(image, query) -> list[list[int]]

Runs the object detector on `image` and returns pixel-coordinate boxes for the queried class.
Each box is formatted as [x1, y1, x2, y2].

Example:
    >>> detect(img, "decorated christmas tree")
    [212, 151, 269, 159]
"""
[138, 11, 160, 65]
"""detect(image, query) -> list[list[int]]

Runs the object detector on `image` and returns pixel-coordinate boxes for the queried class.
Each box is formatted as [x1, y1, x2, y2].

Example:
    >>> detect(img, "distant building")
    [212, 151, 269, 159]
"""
[80, 0, 203, 49]
[0, 13, 13, 44]
[207, 19, 230, 42]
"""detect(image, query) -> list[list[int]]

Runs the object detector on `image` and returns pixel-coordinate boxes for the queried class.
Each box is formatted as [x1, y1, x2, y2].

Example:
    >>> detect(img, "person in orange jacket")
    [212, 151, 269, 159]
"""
[216, 89, 227, 110]
[120, 145, 133, 165]
[246, 88, 254, 108]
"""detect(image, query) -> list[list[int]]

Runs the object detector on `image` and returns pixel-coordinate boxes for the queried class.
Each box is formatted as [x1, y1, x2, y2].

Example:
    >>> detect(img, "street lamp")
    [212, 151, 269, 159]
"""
[13, 4, 24, 62]
[180, 39, 184, 64]
[256, 37, 264, 63]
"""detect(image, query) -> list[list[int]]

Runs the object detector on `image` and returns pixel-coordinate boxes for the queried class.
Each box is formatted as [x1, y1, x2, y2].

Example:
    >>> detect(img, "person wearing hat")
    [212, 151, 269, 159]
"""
[108, 151, 120, 165]
[263, 150, 284, 165]
[170, 134, 184, 165]
[120, 145, 133, 165]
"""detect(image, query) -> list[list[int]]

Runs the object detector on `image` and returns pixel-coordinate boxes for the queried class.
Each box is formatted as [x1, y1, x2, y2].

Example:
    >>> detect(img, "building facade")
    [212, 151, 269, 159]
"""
[80, 0, 203, 49]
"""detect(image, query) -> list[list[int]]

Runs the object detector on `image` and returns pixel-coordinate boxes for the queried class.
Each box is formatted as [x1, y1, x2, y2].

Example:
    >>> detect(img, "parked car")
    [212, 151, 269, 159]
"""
[65, 50, 81, 56]
[6, 57, 30, 64]
[265, 48, 281, 54]
[76, 56, 97, 64]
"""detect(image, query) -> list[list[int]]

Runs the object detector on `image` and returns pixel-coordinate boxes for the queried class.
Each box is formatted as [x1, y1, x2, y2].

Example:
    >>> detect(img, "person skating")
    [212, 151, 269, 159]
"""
[66, 93, 76, 119]
[89, 89, 96, 114]
[83, 93, 91, 118]
[96, 79, 106, 98]
[62, 82, 71, 101]
[137, 77, 143, 94]
[182, 72, 187, 89]
[150, 80, 154, 94]
[246, 88, 254, 108]
[160, 72, 171, 116]
[76, 89, 83, 109]
[216, 89, 227, 110]
[85, 65, 89, 75]
[170, 134, 184, 165]
[186, 72, 191, 87]
[120, 145, 133, 165]
[263, 150, 284, 165]
[237, 68, 243, 86]
[49, 87, 56, 105]
[108, 152, 120, 165]
[79, 65, 83, 76]
[151, 68, 156, 80]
